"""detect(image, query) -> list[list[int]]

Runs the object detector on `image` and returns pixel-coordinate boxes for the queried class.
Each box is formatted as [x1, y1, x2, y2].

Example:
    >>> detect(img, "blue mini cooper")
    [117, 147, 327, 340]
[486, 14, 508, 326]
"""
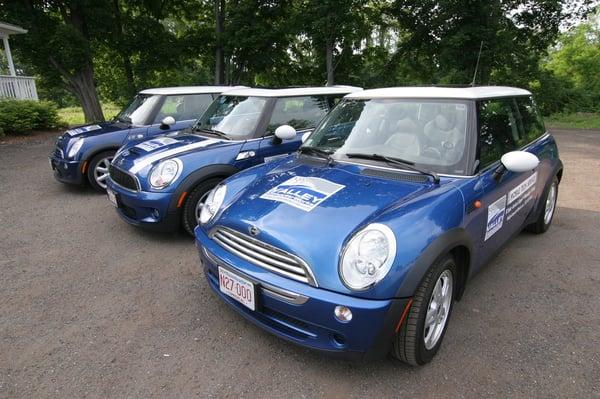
[195, 86, 563, 364]
[49, 86, 235, 191]
[106, 86, 361, 234]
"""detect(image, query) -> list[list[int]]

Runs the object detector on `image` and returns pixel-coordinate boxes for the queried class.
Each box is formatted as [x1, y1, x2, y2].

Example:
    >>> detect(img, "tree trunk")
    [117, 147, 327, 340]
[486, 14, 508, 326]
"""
[214, 0, 225, 84]
[113, 0, 136, 97]
[326, 39, 334, 86]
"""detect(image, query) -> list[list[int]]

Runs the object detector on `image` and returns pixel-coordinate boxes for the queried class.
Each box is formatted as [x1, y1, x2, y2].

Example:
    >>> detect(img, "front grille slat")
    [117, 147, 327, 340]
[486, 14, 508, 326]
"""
[211, 226, 317, 286]
[109, 164, 138, 191]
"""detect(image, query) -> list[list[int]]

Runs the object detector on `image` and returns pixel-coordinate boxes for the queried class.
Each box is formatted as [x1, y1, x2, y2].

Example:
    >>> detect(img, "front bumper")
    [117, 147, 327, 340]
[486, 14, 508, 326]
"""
[195, 226, 409, 361]
[106, 179, 180, 232]
[49, 156, 85, 185]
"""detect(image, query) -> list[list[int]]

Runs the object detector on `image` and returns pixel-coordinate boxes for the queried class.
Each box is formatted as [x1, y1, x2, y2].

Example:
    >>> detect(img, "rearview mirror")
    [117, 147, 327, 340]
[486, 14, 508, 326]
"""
[500, 151, 539, 173]
[160, 116, 176, 129]
[274, 125, 297, 141]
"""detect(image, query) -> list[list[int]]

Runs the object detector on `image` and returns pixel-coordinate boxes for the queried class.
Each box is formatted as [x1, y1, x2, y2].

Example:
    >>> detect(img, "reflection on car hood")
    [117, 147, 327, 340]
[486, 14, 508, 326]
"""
[63, 121, 130, 138]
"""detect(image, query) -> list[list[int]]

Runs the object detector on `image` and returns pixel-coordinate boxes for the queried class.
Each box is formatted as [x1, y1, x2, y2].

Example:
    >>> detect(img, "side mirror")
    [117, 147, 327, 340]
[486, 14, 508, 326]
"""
[274, 125, 297, 141]
[160, 116, 176, 129]
[302, 132, 311, 143]
[500, 151, 539, 173]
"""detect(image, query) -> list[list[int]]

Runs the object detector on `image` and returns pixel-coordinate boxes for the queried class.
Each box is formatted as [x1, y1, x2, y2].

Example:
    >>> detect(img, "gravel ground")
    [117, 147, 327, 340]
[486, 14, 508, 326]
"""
[0, 129, 599, 398]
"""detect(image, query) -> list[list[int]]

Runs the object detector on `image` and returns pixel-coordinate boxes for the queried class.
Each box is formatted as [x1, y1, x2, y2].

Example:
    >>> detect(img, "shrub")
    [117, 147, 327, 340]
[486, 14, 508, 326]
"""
[0, 99, 61, 135]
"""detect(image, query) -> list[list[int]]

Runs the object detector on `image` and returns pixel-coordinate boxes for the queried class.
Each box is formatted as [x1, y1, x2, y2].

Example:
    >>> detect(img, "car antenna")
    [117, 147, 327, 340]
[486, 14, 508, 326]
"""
[471, 41, 484, 87]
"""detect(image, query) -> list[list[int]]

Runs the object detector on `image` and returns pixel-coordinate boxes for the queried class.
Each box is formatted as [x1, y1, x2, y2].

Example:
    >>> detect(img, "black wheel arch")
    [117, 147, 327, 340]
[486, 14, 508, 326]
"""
[394, 228, 473, 301]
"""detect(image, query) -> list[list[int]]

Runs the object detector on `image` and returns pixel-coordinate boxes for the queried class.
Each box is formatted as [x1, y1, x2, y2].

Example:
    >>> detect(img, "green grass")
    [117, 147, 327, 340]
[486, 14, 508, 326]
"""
[58, 103, 121, 127]
[545, 112, 600, 130]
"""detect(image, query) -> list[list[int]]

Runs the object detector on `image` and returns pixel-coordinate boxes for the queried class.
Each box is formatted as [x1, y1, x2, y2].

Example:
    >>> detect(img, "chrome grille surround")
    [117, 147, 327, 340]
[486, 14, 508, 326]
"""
[210, 226, 317, 287]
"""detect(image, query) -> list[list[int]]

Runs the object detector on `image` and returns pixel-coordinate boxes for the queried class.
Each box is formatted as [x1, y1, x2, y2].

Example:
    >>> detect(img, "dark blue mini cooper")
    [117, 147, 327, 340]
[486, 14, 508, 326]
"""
[106, 86, 361, 234]
[49, 86, 234, 191]
[194, 86, 563, 364]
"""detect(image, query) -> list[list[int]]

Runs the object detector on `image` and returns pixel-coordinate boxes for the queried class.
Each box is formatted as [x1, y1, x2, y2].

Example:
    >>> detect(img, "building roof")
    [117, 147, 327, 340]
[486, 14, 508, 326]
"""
[222, 86, 363, 98]
[345, 86, 532, 100]
[139, 86, 245, 95]
[0, 22, 28, 36]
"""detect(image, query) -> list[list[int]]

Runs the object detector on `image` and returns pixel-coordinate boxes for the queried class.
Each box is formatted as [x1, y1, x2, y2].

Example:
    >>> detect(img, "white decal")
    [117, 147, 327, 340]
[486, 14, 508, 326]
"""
[66, 125, 102, 136]
[485, 195, 507, 241]
[135, 137, 179, 152]
[129, 139, 220, 174]
[260, 176, 345, 212]
[506, 172, 538, 221]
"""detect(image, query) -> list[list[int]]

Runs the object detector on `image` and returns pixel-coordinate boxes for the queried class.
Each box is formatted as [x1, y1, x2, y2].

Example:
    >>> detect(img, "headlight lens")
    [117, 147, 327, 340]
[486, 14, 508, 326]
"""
[149, 159, 181, 189]
[67, 138, 84, 158]
[339, 223, 396, 291]
[199, 185, 227, 224]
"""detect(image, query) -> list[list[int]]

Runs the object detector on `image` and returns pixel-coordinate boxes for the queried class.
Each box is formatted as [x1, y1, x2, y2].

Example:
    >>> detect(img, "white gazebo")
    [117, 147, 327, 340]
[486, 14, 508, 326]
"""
[0, 21, 38, 100]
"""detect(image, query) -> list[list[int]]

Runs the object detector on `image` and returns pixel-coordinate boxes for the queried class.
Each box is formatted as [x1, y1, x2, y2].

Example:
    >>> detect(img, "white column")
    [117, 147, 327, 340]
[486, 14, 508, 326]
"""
[2, 35, 17, 76]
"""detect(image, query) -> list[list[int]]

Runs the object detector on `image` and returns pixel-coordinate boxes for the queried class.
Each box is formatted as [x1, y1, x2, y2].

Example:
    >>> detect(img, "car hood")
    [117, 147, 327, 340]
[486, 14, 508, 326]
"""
[112, 134, 228, 176]
[213, 157, 443, 292]
[63, 121, 130, 138]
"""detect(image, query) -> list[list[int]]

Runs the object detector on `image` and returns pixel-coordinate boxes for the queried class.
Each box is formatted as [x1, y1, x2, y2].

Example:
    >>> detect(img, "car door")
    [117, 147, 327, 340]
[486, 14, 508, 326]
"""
[475, 97, 538, 257]
[146, 93, 216, 138]
[256, 95, 333, 163]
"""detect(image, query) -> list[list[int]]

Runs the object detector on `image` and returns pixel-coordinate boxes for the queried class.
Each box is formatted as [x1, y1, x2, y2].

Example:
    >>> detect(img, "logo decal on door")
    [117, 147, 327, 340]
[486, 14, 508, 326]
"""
[485, 195, 507, 241]
[506, 172, 537, 221]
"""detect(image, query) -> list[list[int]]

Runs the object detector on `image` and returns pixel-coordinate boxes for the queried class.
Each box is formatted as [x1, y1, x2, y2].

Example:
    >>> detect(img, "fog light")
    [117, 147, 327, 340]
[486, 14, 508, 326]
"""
[334, 305, 352, 322]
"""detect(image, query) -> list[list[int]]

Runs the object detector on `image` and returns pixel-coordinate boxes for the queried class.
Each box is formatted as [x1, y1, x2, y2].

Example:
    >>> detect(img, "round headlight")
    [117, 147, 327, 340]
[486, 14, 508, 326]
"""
[339, 223, 396, 291]
[149, 159, 181, 189]
[199, 185, 227, 224]
[67, 138, 84, 158]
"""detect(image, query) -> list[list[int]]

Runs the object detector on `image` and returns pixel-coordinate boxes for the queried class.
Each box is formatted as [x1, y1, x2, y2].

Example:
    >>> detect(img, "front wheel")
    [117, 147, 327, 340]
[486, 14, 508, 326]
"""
[527, 176, 559, 234]
[87, 151, 115, 192]
[181, 178, 221, 236]
[392, 254, 457, 366]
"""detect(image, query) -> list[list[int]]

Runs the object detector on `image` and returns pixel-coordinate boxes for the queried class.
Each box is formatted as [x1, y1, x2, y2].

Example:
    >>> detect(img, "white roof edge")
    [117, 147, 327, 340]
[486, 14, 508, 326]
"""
[220, 86, 363, 98]
[139, 85, 247, 95]
[0, 21, 28, 35]
[345, 86, 531, 100]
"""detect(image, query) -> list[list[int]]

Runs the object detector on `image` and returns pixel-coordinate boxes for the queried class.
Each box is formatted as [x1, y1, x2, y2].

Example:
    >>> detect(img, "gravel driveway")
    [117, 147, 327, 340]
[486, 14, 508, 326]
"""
[1, 129, 599, 398]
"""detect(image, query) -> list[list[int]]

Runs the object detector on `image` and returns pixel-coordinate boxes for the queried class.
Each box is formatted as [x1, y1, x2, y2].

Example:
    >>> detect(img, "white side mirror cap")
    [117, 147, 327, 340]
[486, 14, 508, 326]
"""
[274, 125, 296, 140]
[501, 151, 539, 173]
[302, 132, 311, 143]
[161, 116, 176, 126]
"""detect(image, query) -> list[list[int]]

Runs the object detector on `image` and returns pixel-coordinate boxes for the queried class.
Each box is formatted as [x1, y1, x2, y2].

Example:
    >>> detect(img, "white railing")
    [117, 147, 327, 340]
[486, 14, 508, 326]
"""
[0, 75, 38, 100]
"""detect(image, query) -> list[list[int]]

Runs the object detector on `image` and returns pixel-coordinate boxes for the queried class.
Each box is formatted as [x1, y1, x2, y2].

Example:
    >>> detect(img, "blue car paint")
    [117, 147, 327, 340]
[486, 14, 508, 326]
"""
[49, 118, 195, 186]
[194, 131, 562, 359]
[106, 130, 306, 231]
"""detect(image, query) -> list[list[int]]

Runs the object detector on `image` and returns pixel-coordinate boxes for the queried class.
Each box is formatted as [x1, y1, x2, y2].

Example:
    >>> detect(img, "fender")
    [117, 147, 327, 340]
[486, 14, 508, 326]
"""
[394, 228, 473, 299]
[167, 164, 239, 212]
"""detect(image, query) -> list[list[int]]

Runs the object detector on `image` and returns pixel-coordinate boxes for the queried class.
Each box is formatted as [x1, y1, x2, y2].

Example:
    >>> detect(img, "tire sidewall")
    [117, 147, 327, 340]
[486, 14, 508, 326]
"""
[87, 151, 115, 192]
[182, 178, 221, 236]
[541, 177, 559, 231]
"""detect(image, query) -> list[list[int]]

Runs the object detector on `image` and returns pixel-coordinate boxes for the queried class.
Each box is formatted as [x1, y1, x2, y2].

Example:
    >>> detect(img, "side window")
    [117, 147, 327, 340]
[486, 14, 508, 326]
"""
[267, 96, 330, 134]
[478, 98, 519, 168]
[153, 94, 214, 123]
[515, 96, 546, 144]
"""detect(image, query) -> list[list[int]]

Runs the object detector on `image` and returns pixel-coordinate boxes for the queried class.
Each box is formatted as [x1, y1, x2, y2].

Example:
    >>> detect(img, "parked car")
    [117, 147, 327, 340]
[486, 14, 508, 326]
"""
[49, 86, 237, 192]
[194, 86, 563, 364]
[106, 86, 362, 234]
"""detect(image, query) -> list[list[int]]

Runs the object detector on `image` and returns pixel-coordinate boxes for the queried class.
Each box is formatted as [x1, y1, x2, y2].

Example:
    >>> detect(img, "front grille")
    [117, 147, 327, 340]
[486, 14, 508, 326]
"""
[53, 136, 64, 158]
[211, 226, 317, 286]
[109, 164, 138, 191]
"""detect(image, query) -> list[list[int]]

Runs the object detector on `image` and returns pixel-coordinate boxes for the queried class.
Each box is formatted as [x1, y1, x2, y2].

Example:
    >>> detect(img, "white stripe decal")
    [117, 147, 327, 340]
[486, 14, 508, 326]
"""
[129, 139, 220, 173]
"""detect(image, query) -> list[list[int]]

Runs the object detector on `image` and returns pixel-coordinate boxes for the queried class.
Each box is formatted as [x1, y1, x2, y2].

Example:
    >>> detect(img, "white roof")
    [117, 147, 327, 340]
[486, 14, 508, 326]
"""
[140, 86, 245, 95]
[346, 86, 531, 100]
[221, 85, 362, 98]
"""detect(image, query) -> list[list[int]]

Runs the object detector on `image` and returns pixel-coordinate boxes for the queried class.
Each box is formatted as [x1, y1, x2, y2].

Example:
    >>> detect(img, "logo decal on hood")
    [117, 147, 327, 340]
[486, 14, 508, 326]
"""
[260, 176, 345, 212]
[66, 125, 102, 136]
[134, 137, 179, 152]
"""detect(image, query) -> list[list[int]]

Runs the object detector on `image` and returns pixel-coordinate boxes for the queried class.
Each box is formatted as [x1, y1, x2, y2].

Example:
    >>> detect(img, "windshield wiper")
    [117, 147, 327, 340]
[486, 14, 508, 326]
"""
[299, 146, 334, 164]
[193, 127, 231, 140]
[345, 153, 440, 184]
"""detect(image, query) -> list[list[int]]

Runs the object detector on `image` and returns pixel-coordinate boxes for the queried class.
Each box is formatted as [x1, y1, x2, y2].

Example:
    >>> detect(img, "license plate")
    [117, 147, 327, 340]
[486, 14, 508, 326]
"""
[107, 189, 118, 207]
[218, 266, 256, 311]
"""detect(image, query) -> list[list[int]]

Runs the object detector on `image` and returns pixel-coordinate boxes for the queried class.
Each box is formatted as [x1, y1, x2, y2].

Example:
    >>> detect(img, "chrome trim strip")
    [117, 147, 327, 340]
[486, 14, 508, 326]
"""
[210, 226, 318, 287]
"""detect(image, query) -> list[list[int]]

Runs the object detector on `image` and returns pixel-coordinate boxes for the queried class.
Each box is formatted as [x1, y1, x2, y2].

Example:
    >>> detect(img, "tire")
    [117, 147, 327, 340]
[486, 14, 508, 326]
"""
[526, 176, 559, 234]
[87, 151, 115, 192]
[181, 178, 221, 236]
[392, 254, 457, 366]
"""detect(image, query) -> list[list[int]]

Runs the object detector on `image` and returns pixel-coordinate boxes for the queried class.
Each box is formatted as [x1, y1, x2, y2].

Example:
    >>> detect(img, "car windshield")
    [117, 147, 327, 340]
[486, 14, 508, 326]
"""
[303, 99, 470, 175]
[194, 95, 267, 139]
[116, 94, 162, 125]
